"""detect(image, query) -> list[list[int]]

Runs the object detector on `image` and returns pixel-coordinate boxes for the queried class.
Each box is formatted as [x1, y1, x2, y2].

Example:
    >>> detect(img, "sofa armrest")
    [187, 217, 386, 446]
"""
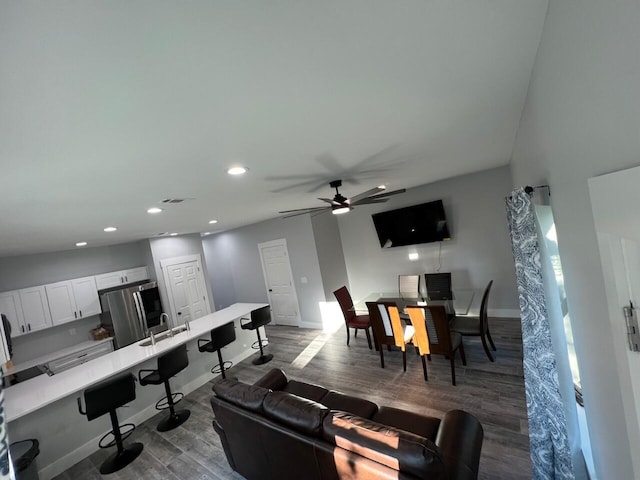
[435, 410, 484, 480]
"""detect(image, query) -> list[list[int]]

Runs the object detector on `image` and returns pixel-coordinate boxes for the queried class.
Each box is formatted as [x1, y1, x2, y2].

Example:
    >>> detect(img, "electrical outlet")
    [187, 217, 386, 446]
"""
[69, 328, 76, 336]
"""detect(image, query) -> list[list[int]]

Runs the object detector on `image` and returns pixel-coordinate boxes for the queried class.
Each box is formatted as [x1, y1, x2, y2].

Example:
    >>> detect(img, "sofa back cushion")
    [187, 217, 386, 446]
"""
[213, 379, 269, 412]
[283, 380, 329, 401]
[321, 390, 378, 419]
[323, 411, 447, 479]
[263, 391, 330, 437]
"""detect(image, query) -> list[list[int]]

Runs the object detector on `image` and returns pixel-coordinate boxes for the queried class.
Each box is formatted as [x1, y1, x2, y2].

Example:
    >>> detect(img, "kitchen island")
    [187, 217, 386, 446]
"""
[5, 302, 268, 480]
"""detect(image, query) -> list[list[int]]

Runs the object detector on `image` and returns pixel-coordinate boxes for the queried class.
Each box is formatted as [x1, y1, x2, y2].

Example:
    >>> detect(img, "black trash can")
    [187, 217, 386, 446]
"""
[10, 439, 39, 480]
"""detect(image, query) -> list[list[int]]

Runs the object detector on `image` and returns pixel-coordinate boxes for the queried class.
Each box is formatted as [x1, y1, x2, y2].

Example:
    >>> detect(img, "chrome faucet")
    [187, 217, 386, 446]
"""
[160, 313, 174, 336]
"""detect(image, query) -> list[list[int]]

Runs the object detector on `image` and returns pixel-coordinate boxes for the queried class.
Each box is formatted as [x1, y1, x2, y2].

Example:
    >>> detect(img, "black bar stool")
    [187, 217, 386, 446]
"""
[240, 305, 273, 365]
[77, 372, 143, 474]
[138, 344, 191, 432]
[198, 321, 236, 379]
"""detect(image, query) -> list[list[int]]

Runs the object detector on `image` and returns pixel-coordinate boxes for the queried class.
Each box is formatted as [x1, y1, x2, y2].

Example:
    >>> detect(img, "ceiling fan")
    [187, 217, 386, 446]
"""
[279, 180, 406, 218]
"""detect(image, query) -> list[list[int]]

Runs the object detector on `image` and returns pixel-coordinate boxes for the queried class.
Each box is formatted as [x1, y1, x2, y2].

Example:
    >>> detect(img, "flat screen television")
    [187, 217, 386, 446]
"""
[371, 200, 451, 248]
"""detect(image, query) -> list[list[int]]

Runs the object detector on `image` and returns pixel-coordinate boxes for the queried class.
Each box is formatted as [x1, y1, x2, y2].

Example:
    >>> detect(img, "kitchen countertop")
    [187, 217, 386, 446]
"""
[5, 338, 115, 376]
[4, 302, 267, 422]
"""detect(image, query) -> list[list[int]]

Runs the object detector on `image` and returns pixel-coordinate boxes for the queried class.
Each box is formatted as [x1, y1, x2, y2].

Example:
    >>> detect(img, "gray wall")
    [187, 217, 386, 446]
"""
[310, 212, 349, 301]
[0, 242, 149, 363]
[338, 166, 519, 315]
[509, 0, 640, 476]
[0, 242, 148, 291]
[202, 214, 326, 328]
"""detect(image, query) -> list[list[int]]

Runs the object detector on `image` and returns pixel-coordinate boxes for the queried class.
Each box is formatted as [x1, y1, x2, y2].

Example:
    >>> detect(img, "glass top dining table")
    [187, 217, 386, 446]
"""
[352, 289, 477, 316]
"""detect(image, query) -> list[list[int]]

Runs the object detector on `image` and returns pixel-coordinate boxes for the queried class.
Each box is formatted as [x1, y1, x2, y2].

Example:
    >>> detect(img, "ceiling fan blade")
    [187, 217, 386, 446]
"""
[368, 188, 406, 199]
[351, 198, 389, 206]
[348, 186, 386, 204]
[279, 206, 329, 214]
[318, 197, 337, 205]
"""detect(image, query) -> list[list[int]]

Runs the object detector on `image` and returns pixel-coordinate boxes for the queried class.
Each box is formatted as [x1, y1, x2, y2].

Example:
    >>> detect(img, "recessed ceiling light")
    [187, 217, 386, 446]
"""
[208, 219, 218, 224]
[227, 166, 248, 175]
[147, 207, 163, 214]
[103, 226, 117, 232]
[75, 242, 87, 247]
[169, 232, 178, 236]
[202, 232, 212, 236]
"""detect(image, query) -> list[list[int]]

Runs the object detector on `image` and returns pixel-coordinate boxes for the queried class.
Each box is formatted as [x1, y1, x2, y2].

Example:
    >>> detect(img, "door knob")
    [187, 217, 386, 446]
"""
[177, 311, 182, 316]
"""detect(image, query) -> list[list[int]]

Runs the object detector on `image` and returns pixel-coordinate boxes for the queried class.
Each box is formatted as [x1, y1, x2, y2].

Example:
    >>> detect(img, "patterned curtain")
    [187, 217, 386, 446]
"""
[506, 187, 575, 480]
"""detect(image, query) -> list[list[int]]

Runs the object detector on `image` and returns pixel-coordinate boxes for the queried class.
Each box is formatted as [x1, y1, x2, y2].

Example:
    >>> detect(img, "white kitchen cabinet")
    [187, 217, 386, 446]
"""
[123, 266, 148, 284]
[46, 276, 102, 326]
[95, 266, 149, 290]
[0, 290, 27, 338]
[18, 286, 52, 334]
[71, 276, 101, 318]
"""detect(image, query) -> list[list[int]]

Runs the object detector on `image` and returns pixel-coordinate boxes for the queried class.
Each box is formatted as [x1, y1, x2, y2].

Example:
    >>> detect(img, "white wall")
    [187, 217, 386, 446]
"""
[509, 0, 640, 477]
[339, 166, 519, 316]
[202, 214, 326, 328]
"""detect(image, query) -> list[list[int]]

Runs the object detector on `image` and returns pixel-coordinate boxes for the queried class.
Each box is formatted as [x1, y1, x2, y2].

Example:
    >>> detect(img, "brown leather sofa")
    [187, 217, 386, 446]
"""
[210, 368, 484, 480]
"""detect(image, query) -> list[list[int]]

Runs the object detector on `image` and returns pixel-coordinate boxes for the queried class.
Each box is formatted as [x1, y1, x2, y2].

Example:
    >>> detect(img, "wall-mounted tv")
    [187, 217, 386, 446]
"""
[371, 200, 451, 248]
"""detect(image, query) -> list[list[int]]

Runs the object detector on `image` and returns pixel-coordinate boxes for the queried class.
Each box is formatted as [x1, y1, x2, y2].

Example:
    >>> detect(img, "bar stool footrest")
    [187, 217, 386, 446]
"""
[211, 360, 233, 375]
[155, 392, 184, 411]
[251, 339, 269, 350]
[98, 423, 136, 449]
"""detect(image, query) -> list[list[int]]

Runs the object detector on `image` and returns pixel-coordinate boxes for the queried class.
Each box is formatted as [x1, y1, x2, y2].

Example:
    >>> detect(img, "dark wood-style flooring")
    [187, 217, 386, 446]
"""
[54, 317, 530, 480]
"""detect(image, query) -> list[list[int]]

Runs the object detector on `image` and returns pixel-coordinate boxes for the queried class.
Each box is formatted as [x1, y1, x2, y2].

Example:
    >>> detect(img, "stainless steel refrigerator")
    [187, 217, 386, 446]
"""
[99, 281, 167, 349]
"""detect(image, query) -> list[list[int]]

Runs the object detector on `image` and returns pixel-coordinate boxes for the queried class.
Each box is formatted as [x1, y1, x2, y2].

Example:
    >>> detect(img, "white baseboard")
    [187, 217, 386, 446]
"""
[38, 348, 255, 480]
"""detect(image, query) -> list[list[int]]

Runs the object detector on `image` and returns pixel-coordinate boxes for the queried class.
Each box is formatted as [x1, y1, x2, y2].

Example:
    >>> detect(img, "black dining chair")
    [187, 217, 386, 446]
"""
[450, 280, 496, 361]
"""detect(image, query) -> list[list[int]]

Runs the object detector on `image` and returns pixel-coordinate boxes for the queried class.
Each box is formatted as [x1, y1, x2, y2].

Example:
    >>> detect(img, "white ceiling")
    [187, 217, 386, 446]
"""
[0, 1, 548, 257]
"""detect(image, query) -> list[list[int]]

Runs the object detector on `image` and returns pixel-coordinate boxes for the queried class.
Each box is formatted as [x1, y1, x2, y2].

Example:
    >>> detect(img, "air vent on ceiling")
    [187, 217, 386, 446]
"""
[161, 198, 187, 204]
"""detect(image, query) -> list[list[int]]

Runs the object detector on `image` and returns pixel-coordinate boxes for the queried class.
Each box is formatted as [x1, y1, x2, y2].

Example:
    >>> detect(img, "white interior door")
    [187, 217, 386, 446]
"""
[590, 166, 640, 477]
[259, 239, 300, 326]
[161, 255, 211, 326]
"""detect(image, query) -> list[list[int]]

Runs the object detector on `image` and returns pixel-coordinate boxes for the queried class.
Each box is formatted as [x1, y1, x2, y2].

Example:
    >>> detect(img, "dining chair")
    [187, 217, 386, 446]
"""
[366, 301, 415, 371]
[406, 305, 466, 385]
[450, 280, 496, 362]
[334, 286, 372, 349]
[398, 274, 421, 298]
[425, 272, 452, 300]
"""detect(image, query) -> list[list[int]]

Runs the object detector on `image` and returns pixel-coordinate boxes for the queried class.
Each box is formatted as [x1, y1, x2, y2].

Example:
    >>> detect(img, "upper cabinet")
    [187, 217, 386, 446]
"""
[18, 286, 52, 334]
[46, 276, 101, 326]
[0, 265, 149, 337]
[0, 291, 27, 337]
[95, 266, 149, 290]
[71, 277, 101, 318]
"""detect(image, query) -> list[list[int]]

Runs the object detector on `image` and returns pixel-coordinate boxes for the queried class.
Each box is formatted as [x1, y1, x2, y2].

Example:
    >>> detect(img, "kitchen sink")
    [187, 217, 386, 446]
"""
[138, 325, 189, 347]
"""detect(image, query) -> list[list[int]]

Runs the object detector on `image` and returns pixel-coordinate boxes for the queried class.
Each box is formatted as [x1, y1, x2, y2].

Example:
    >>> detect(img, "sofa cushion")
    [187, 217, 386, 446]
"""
[253, 368, 288, 391]
[373, 406, 441, 440]
[323, 411, 447, 479]
[263, 391, 330, 437]
[283, 379, 329, 402]
[321, 390, 378, 419]
[213, 379, 270, 413]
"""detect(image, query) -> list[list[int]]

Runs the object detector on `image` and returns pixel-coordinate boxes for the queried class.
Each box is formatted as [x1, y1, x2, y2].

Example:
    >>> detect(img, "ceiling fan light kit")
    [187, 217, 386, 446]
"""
[279, 179, 406, 218]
